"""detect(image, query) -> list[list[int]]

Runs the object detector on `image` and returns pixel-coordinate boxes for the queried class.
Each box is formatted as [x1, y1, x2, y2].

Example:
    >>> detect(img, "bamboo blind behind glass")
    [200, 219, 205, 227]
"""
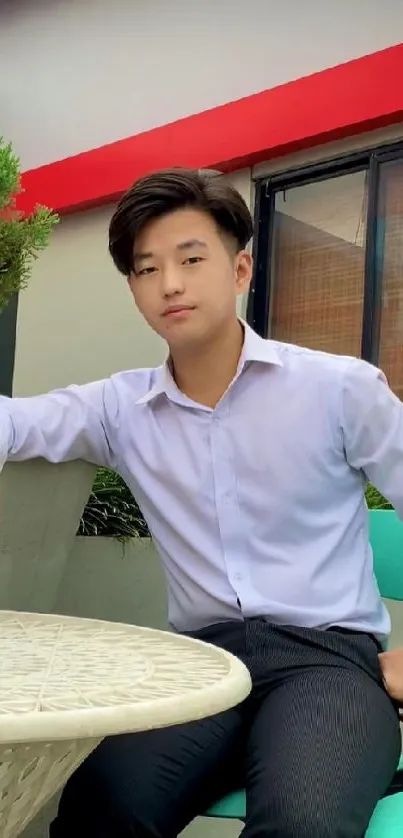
[269, 171, 368, 360]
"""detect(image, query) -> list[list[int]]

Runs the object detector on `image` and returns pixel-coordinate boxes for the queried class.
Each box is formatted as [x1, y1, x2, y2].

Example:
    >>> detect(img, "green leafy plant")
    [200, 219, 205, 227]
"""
[0, 137, 59, 312]
[78, 468, 150, 539]
[365, 484, 393, 510]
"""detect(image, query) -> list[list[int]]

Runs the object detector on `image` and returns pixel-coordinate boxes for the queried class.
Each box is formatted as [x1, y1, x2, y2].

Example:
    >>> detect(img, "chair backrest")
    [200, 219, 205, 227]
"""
[370, 510, 403, 601]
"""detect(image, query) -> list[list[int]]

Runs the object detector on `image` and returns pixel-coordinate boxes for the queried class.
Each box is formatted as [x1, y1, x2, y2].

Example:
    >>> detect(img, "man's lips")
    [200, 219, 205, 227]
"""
[162, 305, 195, 317]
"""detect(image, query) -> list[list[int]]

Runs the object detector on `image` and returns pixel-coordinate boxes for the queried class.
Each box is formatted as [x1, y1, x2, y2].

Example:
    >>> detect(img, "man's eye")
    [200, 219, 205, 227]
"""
[184, 256, 203, 265]
[137, 266, 156, 276]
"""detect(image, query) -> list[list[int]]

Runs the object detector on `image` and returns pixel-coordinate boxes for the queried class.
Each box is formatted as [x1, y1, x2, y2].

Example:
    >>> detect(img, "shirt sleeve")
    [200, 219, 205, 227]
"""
[0, 378, 118, 469]
[341, 358, 403, 517]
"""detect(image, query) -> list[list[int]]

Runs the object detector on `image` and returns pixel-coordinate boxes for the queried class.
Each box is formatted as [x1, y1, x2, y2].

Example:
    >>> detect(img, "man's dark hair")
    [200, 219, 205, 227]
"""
[108, 168, 253, 276]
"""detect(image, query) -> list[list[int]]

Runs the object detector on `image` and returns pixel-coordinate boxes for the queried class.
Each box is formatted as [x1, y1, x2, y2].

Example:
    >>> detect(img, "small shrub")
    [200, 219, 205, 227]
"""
[0, 137, 58, 312]
[78, 468, 150, 539]
[365, 484, 393, 510]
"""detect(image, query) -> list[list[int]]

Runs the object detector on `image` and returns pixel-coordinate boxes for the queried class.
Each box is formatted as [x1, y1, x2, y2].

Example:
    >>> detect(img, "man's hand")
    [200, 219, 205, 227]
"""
[379, 649, 403, 716]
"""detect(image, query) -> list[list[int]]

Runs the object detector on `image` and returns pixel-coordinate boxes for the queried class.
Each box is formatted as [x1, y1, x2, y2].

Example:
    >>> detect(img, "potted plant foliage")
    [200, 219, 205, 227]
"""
[0, 137, 58, 312]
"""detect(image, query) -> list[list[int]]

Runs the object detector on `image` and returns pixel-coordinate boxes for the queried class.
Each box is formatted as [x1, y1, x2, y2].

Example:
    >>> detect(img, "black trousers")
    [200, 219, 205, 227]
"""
[50, 620, 401, 838]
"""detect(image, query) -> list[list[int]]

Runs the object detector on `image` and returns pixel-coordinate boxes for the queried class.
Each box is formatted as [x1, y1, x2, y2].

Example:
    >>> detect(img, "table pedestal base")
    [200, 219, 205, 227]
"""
[0, 738, 101, 838]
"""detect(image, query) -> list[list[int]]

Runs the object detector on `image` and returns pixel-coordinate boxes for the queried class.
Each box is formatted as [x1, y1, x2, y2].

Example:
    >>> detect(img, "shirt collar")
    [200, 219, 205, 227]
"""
[135, 320, 283, 406]
[240, 320, 283, 368]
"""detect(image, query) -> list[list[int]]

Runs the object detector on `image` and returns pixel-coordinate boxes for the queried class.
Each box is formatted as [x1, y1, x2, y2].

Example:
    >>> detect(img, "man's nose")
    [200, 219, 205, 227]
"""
[160, 267, 185, 297]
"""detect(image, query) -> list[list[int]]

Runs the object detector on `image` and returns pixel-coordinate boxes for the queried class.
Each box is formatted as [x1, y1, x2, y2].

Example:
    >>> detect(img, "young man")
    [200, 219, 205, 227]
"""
[0, 168, 402, 838]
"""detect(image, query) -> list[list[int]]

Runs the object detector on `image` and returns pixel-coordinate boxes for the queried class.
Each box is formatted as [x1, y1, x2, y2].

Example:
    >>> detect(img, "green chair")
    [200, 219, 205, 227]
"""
[204, 509, 403, 836]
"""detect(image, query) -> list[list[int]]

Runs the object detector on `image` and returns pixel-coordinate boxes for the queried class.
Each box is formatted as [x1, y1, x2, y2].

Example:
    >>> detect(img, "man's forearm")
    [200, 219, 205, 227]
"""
[0, 381, 115, 468]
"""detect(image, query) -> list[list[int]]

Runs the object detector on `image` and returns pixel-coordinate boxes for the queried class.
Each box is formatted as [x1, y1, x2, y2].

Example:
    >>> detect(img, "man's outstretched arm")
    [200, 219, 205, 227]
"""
[0, 379, 118, 472]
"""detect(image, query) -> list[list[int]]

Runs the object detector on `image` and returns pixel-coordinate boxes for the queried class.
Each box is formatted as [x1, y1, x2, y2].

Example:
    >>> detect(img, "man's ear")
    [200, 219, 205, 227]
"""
[235, 251, 253, 296]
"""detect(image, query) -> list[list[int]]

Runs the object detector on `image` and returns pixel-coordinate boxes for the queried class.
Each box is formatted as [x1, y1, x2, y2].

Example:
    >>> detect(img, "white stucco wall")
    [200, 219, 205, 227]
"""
[12, 205, 165, 395]
[1, 0, 403, 170]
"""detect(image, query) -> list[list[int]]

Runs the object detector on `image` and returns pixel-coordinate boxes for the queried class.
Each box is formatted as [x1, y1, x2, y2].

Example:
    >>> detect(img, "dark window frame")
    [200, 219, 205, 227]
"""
[248, 138, 403, 367]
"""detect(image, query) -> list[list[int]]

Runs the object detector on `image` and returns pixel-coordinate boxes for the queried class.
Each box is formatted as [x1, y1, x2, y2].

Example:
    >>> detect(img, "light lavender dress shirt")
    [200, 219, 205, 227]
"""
[1, 323, 402, 640]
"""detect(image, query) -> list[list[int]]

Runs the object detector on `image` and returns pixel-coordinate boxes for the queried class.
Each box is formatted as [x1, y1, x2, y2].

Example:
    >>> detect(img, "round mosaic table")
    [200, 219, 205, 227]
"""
[0, 611, 251, 838]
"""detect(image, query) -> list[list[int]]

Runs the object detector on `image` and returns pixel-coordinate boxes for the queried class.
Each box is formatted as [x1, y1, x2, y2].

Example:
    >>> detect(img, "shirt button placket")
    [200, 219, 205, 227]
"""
[210, 407, 249, 606]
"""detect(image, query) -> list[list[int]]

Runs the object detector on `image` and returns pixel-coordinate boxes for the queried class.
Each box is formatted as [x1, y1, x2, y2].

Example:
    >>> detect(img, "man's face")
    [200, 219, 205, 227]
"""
[128, 208, 252, 348]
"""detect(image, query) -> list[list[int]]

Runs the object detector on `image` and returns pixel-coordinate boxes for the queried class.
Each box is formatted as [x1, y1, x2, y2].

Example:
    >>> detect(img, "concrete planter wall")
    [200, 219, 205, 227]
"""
[55, 536, 168, 629]
[0, 459, 95, 612]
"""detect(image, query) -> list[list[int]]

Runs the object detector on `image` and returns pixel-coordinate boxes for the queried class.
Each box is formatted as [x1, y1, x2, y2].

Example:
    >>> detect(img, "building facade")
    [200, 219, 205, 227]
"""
[1, 0, 403, 396]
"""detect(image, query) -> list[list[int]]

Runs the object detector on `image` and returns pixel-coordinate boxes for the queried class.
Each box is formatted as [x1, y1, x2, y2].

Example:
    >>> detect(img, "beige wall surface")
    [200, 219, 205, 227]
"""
[12, 205, 165, 395]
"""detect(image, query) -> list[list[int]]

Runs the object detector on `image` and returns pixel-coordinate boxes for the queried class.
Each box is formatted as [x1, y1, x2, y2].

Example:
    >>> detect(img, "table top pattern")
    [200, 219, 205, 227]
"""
[0, 611, 251, 743]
